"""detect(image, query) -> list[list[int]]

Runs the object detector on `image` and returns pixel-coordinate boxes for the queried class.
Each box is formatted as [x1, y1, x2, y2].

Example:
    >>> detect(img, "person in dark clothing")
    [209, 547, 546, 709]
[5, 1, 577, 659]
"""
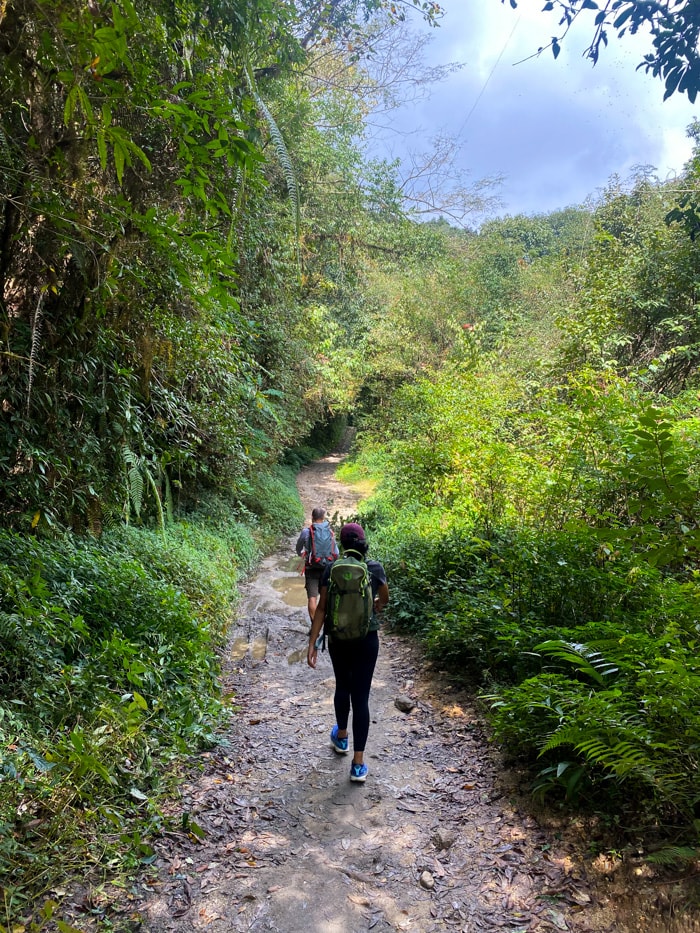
[307, 522, 389, 783]
[296, 506, 339, 624]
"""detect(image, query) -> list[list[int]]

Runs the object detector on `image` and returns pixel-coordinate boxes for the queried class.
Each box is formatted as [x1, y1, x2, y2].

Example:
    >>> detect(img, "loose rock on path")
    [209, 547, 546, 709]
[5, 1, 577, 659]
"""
[133, 453, 699, 933]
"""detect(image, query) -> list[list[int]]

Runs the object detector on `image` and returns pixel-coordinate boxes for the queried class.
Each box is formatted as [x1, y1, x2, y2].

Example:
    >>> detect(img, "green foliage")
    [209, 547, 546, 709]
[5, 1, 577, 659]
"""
[181, 492, 261, 577]
[236, 465, 305, 542]
[502, 1, 700, 103]
[342, 168, 700, 846]
[0, 476, 299, 921]
[487, 624, 700, 817]
[5, 0, 700, 904]
[351, 313, 700, 839]
[559, 173, 700, 392]
[535, 640, 620, 686]
[284, 415, 350, 471]
[2, 0, 412, 534]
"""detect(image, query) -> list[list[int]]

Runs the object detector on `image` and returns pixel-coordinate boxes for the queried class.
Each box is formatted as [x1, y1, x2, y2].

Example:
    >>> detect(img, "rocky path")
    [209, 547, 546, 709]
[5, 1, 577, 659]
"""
[133, 454, 697, 933]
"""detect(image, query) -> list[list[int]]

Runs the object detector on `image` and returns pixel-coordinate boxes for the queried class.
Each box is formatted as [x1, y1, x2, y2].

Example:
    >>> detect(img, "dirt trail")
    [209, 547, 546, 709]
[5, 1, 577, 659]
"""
[134, 454, 698, 933]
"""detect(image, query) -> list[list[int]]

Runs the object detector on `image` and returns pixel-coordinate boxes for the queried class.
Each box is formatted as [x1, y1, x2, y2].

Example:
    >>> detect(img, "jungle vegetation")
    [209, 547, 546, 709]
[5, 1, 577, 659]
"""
[1, 0, 699, 925]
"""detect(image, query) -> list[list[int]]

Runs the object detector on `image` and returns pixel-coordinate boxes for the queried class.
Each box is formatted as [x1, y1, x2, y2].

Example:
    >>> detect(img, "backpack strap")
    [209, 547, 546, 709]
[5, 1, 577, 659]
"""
[307, 524, 315, 564]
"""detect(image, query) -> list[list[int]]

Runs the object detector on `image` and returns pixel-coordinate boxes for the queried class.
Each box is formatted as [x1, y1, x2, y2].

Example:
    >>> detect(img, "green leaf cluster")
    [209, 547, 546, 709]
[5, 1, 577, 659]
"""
[346, 172, 700, 846]
[0, 466, 305, 920]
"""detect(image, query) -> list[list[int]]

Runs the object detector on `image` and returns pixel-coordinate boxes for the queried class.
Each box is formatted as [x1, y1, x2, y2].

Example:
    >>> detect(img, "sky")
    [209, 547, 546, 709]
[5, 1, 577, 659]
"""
[373, 0, 699, 219]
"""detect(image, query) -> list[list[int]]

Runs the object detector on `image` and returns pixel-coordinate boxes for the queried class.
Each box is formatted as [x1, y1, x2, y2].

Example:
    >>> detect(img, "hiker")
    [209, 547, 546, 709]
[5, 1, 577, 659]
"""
[296, 507, 339, 624]
[307, 522, 389, 783]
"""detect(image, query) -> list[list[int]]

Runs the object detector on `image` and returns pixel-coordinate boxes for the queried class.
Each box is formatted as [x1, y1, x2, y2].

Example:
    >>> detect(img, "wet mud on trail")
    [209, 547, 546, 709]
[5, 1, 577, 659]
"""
[132, 453, 699, 933]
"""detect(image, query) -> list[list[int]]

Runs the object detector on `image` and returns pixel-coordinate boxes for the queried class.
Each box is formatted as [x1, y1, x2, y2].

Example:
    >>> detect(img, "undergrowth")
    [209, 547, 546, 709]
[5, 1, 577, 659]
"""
[352, 368, 700, 860]
[0, 468, 303, 929]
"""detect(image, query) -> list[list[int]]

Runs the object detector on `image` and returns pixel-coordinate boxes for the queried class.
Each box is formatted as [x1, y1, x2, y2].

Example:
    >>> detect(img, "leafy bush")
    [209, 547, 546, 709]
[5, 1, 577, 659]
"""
[0, 513, 240, 916]
[181, 491, 260, 577]
[487, 631, 700, 819]
[237, 465, 305, 544]
[0, 469, 307, 919]
[351, 359, 700, 842]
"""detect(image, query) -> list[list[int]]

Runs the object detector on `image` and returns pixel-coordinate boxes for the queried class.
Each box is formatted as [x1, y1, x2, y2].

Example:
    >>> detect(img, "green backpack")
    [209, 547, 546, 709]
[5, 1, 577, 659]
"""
[325, 552, 373, 642]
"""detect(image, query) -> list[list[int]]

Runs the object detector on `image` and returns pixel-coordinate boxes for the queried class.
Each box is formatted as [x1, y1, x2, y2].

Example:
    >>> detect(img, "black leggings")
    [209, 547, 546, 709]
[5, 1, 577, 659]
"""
[328, 631, 379, 753]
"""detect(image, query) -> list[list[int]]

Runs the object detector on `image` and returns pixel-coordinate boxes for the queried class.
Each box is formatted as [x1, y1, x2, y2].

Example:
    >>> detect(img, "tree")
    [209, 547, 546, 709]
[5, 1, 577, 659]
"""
[501, 0, 700, 102]
[560, 171, 700, 392]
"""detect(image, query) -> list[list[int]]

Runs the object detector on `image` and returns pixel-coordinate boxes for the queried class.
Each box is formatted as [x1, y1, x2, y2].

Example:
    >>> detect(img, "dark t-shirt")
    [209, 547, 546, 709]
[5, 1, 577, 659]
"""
[320, 557, 387, 633]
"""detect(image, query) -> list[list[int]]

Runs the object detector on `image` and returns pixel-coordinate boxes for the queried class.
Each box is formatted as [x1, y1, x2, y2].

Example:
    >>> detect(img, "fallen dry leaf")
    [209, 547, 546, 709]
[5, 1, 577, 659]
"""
[348, 894, 372, 907]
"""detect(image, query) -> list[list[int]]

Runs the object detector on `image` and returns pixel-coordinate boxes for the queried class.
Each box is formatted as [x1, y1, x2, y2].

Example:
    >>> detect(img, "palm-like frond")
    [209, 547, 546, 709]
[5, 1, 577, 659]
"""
[542, 726, 658, 783]
[121, 446, 167, 535]
[646, 846, 699, 866]
[0, 611, 21, 643]
[121, 446, 144, 521]
[575, 737, 656, 778]
[26, 294, 44, 416]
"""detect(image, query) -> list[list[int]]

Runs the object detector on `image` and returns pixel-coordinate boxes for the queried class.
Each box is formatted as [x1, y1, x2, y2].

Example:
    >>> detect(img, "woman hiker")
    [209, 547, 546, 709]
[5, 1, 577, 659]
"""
[307, 522, 389, 782]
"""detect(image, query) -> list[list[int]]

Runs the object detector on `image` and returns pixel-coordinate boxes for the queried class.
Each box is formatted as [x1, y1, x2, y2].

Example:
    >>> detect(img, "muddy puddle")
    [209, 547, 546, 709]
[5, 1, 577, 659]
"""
[231, 553, 310, 665]
[286, 647, 307, 665]
[270, 555, 307, 607]
[271, 576, 306, 607]
[230, 633, 269, 662]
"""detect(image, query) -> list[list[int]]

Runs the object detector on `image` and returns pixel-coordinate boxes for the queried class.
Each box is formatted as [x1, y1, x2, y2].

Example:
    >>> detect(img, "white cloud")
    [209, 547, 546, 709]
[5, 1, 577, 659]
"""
[379, 0, 699, 216]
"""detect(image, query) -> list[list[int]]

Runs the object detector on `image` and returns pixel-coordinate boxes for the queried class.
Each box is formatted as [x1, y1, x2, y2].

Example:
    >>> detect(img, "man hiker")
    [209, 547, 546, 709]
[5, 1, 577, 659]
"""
[296, 506, 339, 624]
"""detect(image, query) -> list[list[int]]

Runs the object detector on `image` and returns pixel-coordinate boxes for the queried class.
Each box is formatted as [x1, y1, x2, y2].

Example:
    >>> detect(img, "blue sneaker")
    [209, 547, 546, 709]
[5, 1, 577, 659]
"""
[350, 762, 368, 783]
[330, 725, 348, 755]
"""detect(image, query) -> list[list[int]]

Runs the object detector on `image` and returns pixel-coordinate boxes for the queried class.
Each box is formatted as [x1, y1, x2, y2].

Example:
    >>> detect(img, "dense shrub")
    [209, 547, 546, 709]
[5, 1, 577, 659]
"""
[236, 465, 305, 545]
[352, 363, 700, 839]
[0, 469, 304, 919]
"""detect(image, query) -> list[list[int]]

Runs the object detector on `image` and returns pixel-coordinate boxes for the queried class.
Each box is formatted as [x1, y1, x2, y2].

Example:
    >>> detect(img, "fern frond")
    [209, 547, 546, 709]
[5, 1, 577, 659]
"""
[121, 447, 137, 467]
[608, 741, 656, 776]
[536, 639, 619, 685]
[540, 726, 587, 754]
[122, 446, 144, 518]
[121, 447, 167, 532]
[570, 735, 655, 780]
[0, 611, 21, 644]
[576, 738, 654, 777]
[128, 465, 144, 517]
[646, 846, 699, 866]
[0, 124, 11, 164]
[244, 61, 300, 262]
[542, 726, 657, 782]
[569, 736, 611, 762]
[226, 166, 247, 250]
[26, 293, 44, 415]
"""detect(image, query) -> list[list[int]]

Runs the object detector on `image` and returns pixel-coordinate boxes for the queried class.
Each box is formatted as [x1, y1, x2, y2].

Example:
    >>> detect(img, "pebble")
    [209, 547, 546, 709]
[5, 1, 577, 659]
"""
[432, 829, 455, 851]
[395, 695, 416, 713]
